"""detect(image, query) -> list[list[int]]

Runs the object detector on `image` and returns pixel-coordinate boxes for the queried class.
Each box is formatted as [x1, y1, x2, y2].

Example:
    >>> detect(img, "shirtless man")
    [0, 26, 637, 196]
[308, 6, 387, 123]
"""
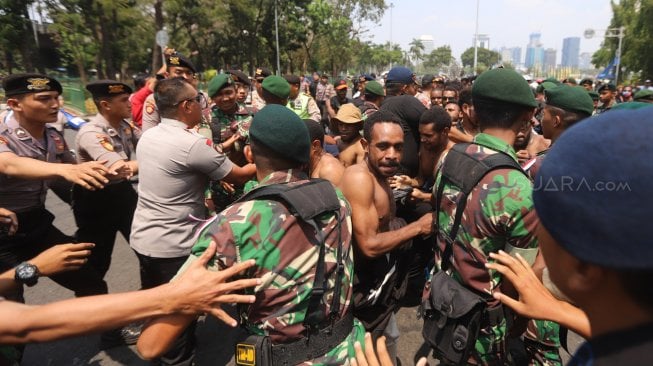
[303, 119, 344, 186]
[335, 103, 365, 167]
[340, 110, 433, 364]
[447, 87, 479, 143]
[514, 117, 551, 167]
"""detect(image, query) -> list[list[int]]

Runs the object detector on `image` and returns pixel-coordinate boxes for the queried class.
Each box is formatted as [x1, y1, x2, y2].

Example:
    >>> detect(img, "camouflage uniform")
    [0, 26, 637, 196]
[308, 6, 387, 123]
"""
[209, 103, 253, 167]
[180, 169, 365, 365]
[432, 133, 540, 365]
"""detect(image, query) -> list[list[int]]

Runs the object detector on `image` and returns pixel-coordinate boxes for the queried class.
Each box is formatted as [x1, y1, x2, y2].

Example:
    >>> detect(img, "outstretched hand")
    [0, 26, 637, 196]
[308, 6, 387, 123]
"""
[60, 161, 112, 190]
[31, 242, 95, 276]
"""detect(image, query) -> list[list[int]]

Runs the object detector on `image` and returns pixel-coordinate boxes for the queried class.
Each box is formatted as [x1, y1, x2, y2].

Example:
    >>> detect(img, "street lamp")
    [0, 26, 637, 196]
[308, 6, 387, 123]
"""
[473, 0, 480, 75]
[585, 26, 625, 84]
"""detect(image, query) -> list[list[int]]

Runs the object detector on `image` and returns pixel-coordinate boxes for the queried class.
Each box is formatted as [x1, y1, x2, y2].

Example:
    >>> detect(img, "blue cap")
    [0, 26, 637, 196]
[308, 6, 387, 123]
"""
[534, 108, 653, 269]
[386, 66, 415, 85]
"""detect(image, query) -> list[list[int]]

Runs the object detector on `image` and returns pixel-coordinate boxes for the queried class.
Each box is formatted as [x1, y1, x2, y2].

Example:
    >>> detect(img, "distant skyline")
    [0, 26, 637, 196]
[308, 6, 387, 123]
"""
[362, 0, 613, 66]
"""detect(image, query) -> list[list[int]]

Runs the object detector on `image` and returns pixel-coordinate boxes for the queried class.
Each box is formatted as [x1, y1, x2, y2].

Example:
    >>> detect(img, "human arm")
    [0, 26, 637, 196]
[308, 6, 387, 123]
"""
[187, 139, 256, 186]
[447, 127, 474, 143]
[485, 251, 591, 338]
[326, 97, 337, 119]
[0, 242, 258, 345]
[340, 167, 432, 257]
[351, 333, 429, 366]
[307, 97, 321, 122]
[0, 208, 18, 236]
[0, 152, 111, 190]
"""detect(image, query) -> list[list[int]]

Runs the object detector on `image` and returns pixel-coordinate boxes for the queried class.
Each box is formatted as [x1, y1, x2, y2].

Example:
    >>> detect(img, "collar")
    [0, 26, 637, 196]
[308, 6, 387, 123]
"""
[473, 132, 518, 161]
[161, 118, 190, 129]
[257, 169, 308, 187]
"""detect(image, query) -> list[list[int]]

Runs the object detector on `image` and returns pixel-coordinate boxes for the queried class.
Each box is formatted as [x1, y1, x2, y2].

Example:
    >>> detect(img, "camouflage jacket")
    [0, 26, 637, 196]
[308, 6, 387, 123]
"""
[433, 133, 539, 299]
[184, 169, 365, 365]
[209, 103, 254, 145]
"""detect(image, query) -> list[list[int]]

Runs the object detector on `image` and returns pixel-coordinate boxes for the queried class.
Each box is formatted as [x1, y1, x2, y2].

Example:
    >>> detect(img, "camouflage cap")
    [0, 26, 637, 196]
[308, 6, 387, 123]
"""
[534, 108, 653, 269]
[207, 74, 235, 98]
[634, 89, 653, 101]
[262, 76, 290, 99]
[364, 81, 385, 97]
[545, 85, 594, 116]
[2, 73, 62, 97]
[472, 68, 537, 108]
[86, 80, 132, 98]
[249, 104, 310, 164]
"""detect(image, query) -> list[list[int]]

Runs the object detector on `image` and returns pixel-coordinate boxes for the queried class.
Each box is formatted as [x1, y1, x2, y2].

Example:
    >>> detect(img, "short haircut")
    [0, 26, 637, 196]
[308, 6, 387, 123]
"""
[250, 136, 299, 171]
[363, 110, 403, 141]
[364, 93, 382, 102]
[133, 73, 149, 90]
[457, 87, 472, 108]
[420, 106, 451, 132]
[303, 119, 324, 145]
[261, 88, 287, 105]
[444, 80, 463, 92]
[154, 77, 191, 118]
[443, 85, 459, 97]
[544, 105, 590, 129]
[473, 99, 532, 130]
[384, 82, 404, 97]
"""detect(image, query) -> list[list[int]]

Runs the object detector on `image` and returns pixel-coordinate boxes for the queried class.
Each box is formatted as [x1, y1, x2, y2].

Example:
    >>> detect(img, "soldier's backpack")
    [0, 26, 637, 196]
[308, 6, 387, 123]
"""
[423, 142, 527, 365]
[234, 179, 353, 366]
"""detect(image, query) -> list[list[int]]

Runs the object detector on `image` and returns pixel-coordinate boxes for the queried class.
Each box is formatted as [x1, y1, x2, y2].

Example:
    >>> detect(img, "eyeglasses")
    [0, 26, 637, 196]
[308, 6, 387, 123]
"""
[175, 93, 208, 109]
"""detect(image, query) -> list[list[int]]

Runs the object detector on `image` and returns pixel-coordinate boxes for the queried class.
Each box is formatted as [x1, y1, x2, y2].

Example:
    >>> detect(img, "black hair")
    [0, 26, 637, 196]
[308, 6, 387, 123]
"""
[261, 88, 287, 105]
[133, 73, 149, 90]
[473, 99, 532, 130]
[618, 270, 653, 313]
[457, 87, 472, 108]
[303, 119, 324, 145]
[420, 106, 451, 132]
[544, 105, 591, 129]
[384, 82, 404, 97]
[364, 93, 383, 102]
[363, 110, 403, 141]
[444, 80, 463, 92]
[154, 77, 192, 118]
[249, 137, 300, 171]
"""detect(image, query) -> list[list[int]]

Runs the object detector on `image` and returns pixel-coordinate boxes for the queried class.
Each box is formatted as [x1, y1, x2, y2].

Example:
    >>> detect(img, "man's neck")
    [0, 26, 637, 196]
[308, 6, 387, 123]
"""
[14, 114, 45, 139]
[100, 112, 122, 129]
[480, 127, 518, 146]
[462, 116, 478, 135]
[582, 292, 653, 338]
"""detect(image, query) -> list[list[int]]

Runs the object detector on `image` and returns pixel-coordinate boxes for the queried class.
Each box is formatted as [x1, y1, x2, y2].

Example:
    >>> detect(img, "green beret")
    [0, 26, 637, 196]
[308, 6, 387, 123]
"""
[543, 77, 561, 85]
[565, 77, 577, 85]
[611, 102, 653, 111]
[634, 89, 653, 101]
[208, 74, 234, 98]
[262, 76, 290, 99]
[472, 68, 537, 108]
[364, 80, 385, 97]
[588, 91, 600, 101]
[598, 83, 616, 92]
[536, 81, 559, 94]
[2, 73, 62, 97]
[249, 104, 310, 164]
[86, 80, 132, 98]
[545, 85, 594, 116]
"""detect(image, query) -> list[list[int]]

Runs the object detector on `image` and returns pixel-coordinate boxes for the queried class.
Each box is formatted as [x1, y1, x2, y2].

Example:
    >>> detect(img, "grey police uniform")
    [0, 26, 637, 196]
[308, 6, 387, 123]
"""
[0, 115, 105, 300]
[72, 113, 141, 292]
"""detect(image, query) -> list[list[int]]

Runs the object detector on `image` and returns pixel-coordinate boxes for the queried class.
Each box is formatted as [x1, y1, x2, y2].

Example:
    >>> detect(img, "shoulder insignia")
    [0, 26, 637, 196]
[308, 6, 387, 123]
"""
[145, 102, 155, 115]
[97, 134, 114, 152]
[205, 138, 213, 147]
[14, 128, 29, 140]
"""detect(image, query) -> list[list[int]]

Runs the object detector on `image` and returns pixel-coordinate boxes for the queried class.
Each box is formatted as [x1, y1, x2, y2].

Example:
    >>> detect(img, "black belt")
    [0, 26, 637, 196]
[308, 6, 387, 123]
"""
[271, 312, 354, 366]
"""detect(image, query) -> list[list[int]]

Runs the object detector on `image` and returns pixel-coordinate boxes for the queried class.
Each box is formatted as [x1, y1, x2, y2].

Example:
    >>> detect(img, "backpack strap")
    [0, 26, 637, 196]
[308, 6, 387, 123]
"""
[435, 143, 527, 271]
[236, 179, 345, 329]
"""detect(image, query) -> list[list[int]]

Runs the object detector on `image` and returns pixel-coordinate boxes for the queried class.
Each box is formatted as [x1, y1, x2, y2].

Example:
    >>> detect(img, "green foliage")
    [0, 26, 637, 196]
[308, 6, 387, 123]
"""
[423, 46, 453, 72]
[460, 47, 500, 70]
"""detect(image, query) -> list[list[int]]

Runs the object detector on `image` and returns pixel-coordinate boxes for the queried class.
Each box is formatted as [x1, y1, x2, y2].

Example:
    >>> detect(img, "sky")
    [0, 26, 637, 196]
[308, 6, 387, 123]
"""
[362, 0, 614, 65]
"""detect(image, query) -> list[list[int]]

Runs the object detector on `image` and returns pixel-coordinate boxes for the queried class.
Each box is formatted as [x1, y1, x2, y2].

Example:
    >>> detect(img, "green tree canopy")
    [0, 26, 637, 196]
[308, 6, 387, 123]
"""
[460, 47, 501, 70]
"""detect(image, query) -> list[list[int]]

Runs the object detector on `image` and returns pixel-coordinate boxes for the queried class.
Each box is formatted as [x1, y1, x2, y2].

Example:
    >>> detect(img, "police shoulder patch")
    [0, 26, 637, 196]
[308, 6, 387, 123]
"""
[145, 102, 155, 115]
[96, 134, 114, 152]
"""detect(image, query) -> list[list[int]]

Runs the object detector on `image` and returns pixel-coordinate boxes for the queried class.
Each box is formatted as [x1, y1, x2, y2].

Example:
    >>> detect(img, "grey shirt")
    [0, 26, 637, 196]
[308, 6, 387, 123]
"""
[130, 118, 234, 258]
[141, 93, 160, 132]
[75, 113, 141, 168]
[0, 116, 75, 212]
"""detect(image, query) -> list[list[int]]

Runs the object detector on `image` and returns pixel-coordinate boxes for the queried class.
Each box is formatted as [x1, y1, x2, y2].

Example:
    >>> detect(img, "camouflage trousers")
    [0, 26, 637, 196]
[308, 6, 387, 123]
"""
[524, 320, 562, 366]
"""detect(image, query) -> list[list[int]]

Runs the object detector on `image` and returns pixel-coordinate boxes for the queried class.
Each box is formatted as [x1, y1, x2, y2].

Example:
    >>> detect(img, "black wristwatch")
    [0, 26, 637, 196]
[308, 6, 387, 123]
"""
[14, 262, 39, 287]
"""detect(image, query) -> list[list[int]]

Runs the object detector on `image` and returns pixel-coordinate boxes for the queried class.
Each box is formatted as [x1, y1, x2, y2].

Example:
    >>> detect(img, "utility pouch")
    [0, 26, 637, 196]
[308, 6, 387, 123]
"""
[235, 334, 273, 366]
[422, 270, 486, 365]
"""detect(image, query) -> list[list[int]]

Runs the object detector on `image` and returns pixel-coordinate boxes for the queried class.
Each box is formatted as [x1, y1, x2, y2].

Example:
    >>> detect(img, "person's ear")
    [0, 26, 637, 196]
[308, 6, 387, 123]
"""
[360, 138, 368, 151]
[100, 100, 111, 112]
[6, 97, 22, 112]
[243, 144, 254, 163]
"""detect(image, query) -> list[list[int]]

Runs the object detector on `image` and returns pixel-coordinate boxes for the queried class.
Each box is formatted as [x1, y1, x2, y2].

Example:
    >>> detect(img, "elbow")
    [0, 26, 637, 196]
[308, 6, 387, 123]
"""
[137, 341, 166, 361]
[358, 244, 383, 259]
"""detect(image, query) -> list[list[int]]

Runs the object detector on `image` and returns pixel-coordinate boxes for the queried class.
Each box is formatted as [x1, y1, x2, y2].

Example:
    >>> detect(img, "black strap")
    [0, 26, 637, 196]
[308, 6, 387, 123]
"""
[236, 179, 345, 329]
[434, 143, 527, 271]
[271, 312, 354, 366]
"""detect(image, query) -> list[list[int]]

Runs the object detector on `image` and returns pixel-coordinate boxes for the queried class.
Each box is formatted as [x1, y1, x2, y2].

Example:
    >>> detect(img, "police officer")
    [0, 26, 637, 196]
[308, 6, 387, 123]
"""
[142, 51, 198, 131]
[74, 80, 140, 294]
[138, 105, 366, 365]
[0, 74, 110, 301]
[250, 67, 272, 110]
[284, 74, 320, 122]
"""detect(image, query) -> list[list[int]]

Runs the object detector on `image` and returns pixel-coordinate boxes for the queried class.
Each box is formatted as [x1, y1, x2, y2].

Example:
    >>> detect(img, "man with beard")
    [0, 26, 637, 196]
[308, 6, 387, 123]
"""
[514, 117, 550, 167]
[335, 104, 365, 167]
[340, 110, 433, 364]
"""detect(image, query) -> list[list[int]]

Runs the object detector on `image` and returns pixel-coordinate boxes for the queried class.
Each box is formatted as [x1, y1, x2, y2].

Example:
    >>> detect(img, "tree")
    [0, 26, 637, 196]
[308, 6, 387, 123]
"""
[592, 0, 653, 81]
[423, 46, 453, 72]
[0, 0, 42, 73]
[408, 38, 424, 66]
[460, 47, 501, 70]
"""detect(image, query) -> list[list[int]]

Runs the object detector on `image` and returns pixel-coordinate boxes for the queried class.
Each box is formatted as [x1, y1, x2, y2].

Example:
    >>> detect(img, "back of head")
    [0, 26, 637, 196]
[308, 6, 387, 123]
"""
[249, 104, 310, 168]
[154, 77, 190, 118]
[303, 119, 324, 145]
[380, 94, 426, 128]
[133, 73, 149, 90]
[420, 106, 452, 132]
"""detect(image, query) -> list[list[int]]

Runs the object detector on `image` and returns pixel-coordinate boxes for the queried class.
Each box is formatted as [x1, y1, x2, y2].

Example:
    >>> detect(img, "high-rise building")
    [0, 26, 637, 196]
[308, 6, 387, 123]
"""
[579, 52, 592, 69]
[562, 37, 580, 67]
[525, 32, 544, 68]
[499, 47, 522, 66]
[512, 47, 522, 66]
[471, 34, 491, 50]
[544, 48, 557, 69]
[419, 35, 435, 55]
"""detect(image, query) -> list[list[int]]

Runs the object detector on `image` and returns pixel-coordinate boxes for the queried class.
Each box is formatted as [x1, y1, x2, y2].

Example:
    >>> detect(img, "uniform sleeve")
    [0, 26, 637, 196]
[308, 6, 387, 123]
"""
[76, 130, 125, 168]
[307, 97, 321, 122]
[141, 97, 160, 132]
[186, 138, 234, 181]
[130, 87, 152, 127]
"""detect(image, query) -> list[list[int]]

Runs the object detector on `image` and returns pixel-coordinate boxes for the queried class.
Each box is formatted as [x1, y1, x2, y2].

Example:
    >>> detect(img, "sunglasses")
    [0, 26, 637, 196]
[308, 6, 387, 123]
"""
[175, 93, 208, 109]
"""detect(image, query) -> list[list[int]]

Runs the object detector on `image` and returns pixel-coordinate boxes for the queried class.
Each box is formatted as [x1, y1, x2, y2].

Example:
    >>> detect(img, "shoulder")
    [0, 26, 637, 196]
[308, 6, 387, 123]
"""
[341, 163, 374, 193]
